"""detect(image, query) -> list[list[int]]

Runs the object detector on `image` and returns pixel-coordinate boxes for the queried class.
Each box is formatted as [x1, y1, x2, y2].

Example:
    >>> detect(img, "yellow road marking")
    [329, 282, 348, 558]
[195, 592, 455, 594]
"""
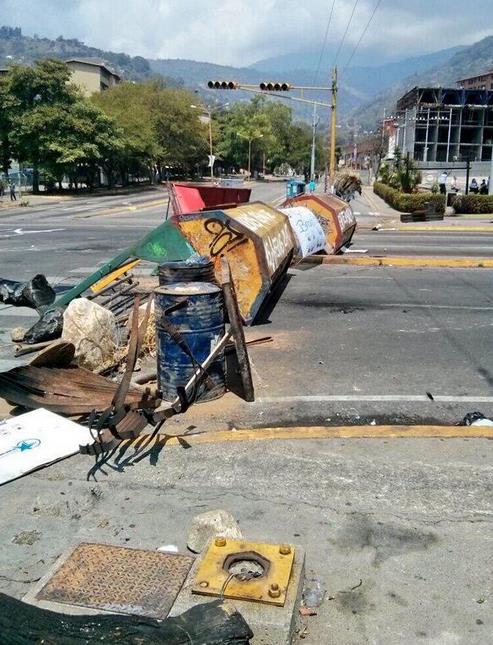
[398, 225, 493, 232]
[122, 424, 493, 450]
[302, 256, 493, 268]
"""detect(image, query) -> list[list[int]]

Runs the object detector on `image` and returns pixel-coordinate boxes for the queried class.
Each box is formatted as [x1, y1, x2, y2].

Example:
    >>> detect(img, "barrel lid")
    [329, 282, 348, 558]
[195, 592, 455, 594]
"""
[154, 281, 221, 296]
[158, 255, 212, 270]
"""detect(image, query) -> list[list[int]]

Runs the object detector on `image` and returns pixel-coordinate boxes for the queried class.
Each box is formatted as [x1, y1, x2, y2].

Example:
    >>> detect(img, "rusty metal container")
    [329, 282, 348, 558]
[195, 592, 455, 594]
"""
[173, 202, 294, 324]
[281, 194, 357, 254]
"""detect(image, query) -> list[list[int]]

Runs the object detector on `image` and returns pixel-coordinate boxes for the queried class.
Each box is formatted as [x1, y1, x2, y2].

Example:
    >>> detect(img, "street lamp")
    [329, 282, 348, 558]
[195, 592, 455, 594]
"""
[237, 132, 263, 179]
[191, 103, 229, 181]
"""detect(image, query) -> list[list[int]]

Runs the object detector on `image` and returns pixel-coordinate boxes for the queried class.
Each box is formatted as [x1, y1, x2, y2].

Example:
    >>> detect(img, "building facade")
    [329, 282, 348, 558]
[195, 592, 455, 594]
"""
[457, 70, 493, 91]
[65, 59, 121, 96]
[394, 86, 493, 164]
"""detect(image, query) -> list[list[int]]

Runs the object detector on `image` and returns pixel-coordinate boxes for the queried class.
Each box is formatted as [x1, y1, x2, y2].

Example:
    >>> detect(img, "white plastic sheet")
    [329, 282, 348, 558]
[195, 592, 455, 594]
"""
[0, 409, 93, 485]
[280, 207, 326, 259]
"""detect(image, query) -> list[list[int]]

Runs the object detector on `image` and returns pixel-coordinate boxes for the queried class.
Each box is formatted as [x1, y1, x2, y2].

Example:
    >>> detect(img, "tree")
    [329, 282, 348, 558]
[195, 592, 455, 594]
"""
[0, 77, 15, 176]
[7, 59, 80, 192]
[92, 81, 160, 184]
[93, 81, 208, 182]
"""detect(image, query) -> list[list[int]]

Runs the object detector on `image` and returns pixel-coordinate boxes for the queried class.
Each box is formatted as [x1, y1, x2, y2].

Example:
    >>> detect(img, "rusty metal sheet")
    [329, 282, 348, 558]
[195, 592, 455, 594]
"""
[37, 543, 194, 618]
[192, 538, 295, 607]
[0, 366, 146, 415]
[174, 201, 294, 324]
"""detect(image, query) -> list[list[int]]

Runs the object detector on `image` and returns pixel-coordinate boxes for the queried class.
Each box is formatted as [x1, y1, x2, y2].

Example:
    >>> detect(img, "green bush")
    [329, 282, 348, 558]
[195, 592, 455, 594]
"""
[452, 194, 493, 214]
[373, 182, 445, 213]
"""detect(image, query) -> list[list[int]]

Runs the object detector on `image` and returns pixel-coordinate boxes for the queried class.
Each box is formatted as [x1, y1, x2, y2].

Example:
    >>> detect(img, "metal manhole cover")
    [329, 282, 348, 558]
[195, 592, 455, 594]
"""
[37, 542, 194, 618]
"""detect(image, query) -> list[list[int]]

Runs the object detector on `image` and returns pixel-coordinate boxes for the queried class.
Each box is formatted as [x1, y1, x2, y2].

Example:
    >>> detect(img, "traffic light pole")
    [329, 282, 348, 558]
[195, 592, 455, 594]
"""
[329, 67, 338, 186]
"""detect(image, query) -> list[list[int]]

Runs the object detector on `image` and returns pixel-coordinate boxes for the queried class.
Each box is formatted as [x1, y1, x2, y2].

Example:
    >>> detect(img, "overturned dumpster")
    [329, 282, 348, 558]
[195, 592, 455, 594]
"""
[174, 202, 295, 324]
[281, 193, 357, 254]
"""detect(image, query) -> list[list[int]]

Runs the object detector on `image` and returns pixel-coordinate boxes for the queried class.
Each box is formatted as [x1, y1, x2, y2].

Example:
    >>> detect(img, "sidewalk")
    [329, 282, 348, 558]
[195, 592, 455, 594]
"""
[356, 186, 493, 231]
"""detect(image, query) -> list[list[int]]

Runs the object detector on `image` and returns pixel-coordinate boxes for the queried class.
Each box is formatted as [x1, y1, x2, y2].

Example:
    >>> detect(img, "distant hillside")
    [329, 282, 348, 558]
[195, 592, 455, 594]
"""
[0, 24, 480, 127]
[0, 25, 153, 80]
[353, 35, 493, 129]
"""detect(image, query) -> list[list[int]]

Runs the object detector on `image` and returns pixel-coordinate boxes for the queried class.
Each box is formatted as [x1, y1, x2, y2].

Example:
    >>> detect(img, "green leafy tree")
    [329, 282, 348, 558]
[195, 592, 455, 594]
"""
[93, 81, 208, 182]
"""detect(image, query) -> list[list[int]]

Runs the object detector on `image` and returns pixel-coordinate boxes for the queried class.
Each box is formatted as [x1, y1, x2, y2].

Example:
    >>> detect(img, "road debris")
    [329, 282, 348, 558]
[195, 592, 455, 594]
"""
[0, 274, 55, 309]
[461, 411, 493, 427]
[62, 298, 118, 370]
[303, 575, 326, 608]
[187, 509, 243, 554]
[0, 409, 94, 485]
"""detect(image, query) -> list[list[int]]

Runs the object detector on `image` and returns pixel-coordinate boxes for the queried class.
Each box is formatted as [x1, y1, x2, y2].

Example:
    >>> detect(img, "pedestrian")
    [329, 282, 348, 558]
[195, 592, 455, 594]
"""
[9, 181, 16, 201]
[438, 170, 448, 194]
[309, 179, 316, 193]
[470, 178, 479, 194]
[479, 179, 488, 195]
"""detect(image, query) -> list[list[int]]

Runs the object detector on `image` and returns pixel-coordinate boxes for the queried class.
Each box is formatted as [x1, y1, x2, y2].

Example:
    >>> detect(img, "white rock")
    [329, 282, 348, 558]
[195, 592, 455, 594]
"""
[187, 509, 243, 554]
[62, 298, 118, 370]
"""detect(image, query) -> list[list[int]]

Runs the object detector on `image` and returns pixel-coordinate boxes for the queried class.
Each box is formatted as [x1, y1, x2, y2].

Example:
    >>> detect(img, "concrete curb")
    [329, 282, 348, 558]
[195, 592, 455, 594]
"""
[300, 255, 493, 268]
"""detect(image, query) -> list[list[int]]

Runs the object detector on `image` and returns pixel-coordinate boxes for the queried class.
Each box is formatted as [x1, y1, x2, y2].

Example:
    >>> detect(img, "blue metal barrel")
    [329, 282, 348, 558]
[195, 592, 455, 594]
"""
[154, 282, 226, 403]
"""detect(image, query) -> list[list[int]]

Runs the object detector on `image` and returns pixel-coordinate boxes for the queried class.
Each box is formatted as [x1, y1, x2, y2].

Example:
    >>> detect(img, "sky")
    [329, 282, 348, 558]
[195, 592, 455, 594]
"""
[1, 0, 492, 67]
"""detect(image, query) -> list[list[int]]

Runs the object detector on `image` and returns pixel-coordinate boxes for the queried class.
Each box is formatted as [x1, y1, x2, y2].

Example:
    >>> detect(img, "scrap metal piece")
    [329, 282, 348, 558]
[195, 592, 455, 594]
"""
[220, 258, 254, 402]
[192, 539, 295, 607]
[36, 542, 194, 619]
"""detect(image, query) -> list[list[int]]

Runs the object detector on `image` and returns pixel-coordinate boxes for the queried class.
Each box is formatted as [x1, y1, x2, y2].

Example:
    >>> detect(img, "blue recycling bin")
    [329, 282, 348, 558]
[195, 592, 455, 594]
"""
[286, 179, 306, 199]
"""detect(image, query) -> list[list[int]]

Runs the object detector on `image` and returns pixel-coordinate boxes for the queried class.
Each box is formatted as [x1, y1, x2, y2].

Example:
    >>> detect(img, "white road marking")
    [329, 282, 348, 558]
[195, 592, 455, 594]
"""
[259, 395, 493, 404]
[377, 303, 493, 311]
[0, 227, 65, 238]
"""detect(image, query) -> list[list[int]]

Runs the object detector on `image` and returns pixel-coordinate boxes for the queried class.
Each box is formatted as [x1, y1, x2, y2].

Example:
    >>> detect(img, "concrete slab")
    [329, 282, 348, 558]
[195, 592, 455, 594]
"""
[170, 542, 305, 645]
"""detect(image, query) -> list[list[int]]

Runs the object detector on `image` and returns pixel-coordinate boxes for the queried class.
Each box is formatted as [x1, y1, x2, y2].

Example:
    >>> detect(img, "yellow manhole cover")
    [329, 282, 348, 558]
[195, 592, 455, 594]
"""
[192, 538, 295, 606]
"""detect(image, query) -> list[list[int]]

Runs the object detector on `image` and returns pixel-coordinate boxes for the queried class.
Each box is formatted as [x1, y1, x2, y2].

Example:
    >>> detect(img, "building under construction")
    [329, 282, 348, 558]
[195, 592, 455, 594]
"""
[394, 86, 493, 164]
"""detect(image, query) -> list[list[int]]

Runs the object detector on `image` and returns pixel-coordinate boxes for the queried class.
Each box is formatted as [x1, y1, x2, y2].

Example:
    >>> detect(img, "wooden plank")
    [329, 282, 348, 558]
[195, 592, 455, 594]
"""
[220, 257, 254, 402]
[90, 259, 140, 294]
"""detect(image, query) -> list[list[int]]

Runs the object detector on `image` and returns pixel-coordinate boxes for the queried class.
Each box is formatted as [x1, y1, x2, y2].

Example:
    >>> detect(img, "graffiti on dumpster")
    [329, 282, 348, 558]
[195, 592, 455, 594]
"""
[337, 208, 355, 230]
[204, 218, 246, 257]
[231, 206, 293, 274]
[262, 226, 293, 274]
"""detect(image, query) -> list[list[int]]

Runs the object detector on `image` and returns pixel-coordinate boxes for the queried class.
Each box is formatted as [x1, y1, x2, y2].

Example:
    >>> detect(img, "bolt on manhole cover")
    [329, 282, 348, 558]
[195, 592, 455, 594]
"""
[36, 542, 194, 618]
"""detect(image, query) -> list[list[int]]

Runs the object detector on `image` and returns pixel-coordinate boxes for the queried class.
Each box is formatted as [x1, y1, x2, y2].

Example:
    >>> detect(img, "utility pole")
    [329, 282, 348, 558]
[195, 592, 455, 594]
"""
[328, 66, 338, 190]
[310, 103, 317, 181]
[489, 148, 493, 195]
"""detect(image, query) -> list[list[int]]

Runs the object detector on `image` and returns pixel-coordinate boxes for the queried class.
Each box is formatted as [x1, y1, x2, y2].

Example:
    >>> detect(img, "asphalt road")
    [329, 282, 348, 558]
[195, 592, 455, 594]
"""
[350, 230, 493, 258]
[1, 182, 492, 425]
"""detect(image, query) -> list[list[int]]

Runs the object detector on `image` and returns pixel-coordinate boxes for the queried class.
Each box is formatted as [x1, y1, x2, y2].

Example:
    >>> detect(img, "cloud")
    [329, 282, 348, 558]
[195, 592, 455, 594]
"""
[1, 0, 492, 66]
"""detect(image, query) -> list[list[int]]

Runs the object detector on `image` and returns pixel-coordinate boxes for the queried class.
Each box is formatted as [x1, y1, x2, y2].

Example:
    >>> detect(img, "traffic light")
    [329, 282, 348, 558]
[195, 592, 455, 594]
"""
[207, 80, 239, 90]
[259, 82, 291, 91]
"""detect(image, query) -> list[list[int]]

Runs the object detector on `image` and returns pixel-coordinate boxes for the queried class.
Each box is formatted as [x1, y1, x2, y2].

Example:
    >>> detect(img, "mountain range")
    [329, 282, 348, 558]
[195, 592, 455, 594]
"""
[1, 25, 492, 130]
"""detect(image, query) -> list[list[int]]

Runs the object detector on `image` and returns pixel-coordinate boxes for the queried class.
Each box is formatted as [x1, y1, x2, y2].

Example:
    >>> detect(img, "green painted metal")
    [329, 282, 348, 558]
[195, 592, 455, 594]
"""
[48, 220, 195, 311]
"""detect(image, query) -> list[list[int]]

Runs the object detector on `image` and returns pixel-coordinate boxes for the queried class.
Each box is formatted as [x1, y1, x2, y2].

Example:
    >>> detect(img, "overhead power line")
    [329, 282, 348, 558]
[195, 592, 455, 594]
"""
[343, 0, 384, 70]
[313, 0, 337, 84]
[333, 0, 360, 66]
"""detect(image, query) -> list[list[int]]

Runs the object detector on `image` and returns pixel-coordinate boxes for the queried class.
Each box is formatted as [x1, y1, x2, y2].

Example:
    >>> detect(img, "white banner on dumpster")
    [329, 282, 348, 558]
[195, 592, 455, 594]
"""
[0, 409, 93, 485]
[280, 207, 326, 258]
